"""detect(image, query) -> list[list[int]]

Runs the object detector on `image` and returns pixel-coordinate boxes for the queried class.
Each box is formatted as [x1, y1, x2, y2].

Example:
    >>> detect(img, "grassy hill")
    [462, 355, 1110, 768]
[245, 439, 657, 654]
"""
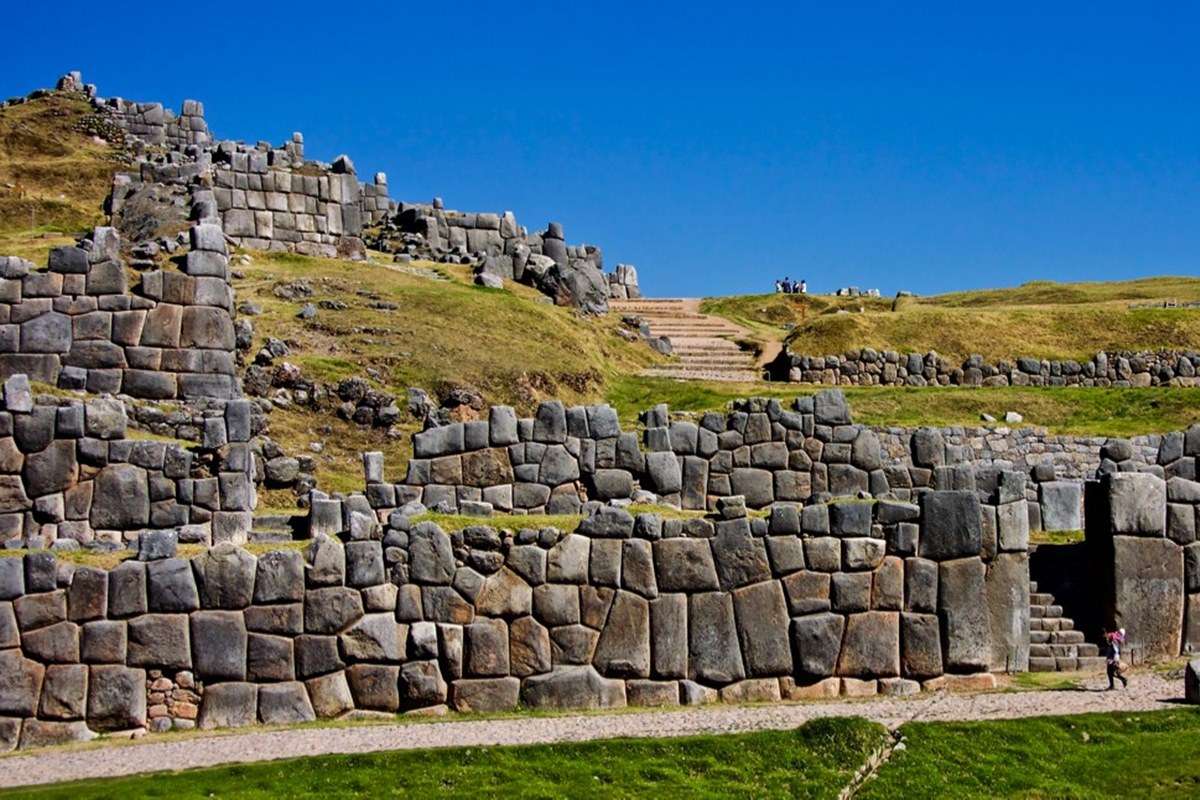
[0, 93, 124, 263]
[236, 251, 662, 498]
[703, 277, 1200, 362]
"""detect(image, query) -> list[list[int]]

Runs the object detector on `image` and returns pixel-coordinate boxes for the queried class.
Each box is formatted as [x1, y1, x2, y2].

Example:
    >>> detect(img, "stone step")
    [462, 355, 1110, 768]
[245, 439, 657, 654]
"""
[1030, 630, 1050, 644]
[1030, 580, 1039, 593]
[1030, 592, 1054, 605]
[1051, 629, 1084, 644]
[1029, 656, 1058, 672]
[1077, 656, 1107, 671]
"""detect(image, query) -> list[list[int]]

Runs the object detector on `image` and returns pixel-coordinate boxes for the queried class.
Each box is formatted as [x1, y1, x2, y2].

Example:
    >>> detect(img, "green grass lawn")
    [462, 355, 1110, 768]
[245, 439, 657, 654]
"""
[606, 376, 1200, 436]
[0, 717, 888, 800]
[862, 709, 1200, 799]
[8, 710, 1200, 799]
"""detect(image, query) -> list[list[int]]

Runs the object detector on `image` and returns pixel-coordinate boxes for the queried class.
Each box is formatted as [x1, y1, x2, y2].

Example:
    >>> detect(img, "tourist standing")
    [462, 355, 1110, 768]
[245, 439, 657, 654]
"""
[1105, 628, 1128, 689]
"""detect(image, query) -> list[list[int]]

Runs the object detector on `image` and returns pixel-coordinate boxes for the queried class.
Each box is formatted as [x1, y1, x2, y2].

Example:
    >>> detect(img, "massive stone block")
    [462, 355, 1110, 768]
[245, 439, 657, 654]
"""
[837, 611, 900, 678]
[938, 557, 991, 672]
[1112, 536, 1184, 658]
[1107, 473, 1167, 536]
[731, 581, 792, 676]
[985, 552, 1030, 672]
[653, 538, 719, 592]
[919, 491, 982, 560]
[593, 590, 650, 677]
[790, 612, 845, 678]
[520, 666, 625, 710]
[688, 592, 745, 684]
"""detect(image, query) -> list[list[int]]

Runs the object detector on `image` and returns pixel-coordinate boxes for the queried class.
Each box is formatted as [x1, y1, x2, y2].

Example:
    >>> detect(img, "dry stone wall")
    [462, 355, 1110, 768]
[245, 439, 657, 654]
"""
[0, 474, 1024, 749]
[0, 225, 237, 401]
[770, 348, 1200, 387]
[1086, 424, 1200, 661]
[0, 374, 256, 548]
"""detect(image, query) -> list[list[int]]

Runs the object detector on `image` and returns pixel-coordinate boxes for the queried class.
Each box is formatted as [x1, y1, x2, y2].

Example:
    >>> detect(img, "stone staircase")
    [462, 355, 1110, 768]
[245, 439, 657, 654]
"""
[248, 514, 303, 543]
[1028, 580, 1106, 672]
[610, 298, 763, 382]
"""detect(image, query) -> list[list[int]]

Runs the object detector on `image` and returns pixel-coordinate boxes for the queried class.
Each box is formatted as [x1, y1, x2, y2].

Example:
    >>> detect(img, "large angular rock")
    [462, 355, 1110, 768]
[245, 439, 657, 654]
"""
[304, 534, 345, 586]
[258, 682, 316, 725]
[409, 523, 455, 584]
[938, 557, 991, 671]
[198, 682, 257, 729]
[1039, 482, 1082, 532]
[305, 671, 355, 717]
[254, 550, 305, 603]
[89, 464, 149, 529]
[1112, 536, 1184, 658]
[649, 594, 687, 678]
[127, 613, 191, 669]
[346, 664, 400, 711]
[836, 611, 900, 678]
[399, 660, 448, 706]
[729, 468, 774, 508]
[593, 590, 650, 678]
[653, 539, 719, 592]
[547, 534, 590, 584]
[450, 677, 521, 712]
[0, 650, 43, 716]
[919, 491, 982, 560]
[304, 587, 364, 635]
[464, 618, 509, 677]
[900, 612, 943, 678]
[191, 610, 248, 681]
[520, 666, 626, 709]
[339, 612, 402, 661]
[814, 389, 851, 425]
[508, 616, 551, 677]
[688, 592, 745, 684]
[731, 581, 791, 676]
[644, 452, 682, 494]
[86, 665, 145, 730]
[986, 552, 1030, 672]
[475, 567, 532, 618]
[791, 612, 845, 679]
[710, 519, 771, 590]
[192, 544, 257, 609]
[1107, 473, 1167, 536]
[146, 558, 199, 613]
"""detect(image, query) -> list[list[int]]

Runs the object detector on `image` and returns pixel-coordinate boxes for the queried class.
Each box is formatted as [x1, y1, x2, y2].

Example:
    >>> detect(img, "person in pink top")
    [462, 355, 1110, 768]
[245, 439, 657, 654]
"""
[1105, 628, 1128, 690]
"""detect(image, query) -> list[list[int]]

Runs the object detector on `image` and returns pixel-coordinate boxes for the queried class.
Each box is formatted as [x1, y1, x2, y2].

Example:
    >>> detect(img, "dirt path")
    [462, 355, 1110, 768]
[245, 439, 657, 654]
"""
[0, 674, 1179, 789]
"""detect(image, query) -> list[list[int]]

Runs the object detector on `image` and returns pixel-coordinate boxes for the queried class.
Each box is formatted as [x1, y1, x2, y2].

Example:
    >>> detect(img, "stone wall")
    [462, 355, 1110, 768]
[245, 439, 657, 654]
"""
[68, 73, 635, 312]
[0, 225, 238, 400]
[1085, 425, 1200, 662]
[0, 374, 256, 548]
[769, 348, 1200, 388]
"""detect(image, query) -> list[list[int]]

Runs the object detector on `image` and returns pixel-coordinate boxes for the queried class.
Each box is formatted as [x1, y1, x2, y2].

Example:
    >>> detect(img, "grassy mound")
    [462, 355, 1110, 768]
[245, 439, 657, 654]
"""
[0, 93, 124, 263]
[236, 251, 663, 497]
[703, 278, 1200, 362]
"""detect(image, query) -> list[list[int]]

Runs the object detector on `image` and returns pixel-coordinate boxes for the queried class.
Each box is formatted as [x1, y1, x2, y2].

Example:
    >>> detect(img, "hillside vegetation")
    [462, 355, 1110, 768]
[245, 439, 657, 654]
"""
[237, 251, 663, 496]
[703, 277, 1200, 362]
[0, 93, 123, 263]
[606, 376, 1200, 436]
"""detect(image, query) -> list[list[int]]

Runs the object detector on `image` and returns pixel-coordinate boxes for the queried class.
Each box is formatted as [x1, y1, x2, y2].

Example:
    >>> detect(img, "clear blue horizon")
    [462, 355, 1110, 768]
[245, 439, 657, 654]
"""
[3, 2, 1197, 298]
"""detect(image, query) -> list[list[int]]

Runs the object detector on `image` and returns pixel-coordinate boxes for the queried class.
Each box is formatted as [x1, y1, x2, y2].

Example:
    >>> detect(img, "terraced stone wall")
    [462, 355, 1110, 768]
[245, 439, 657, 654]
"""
[0, 374, 256, 548]
[0, 226, 237, 400]
[1085, 424, 1200, 662]
[770, 348, 1200, 387]
[0, 479, 1026, 749]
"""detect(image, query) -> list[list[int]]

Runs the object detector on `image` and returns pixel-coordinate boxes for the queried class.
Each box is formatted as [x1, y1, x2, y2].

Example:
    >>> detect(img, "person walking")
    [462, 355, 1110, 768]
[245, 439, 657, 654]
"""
[774, 279, 783, 293]
[799, 279, 807, 294]
[1105, 628, 1128, 690]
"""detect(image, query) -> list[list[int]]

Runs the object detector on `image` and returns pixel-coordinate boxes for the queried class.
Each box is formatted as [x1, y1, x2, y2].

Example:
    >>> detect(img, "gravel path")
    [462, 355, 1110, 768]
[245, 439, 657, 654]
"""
[0, 673, 1180, 789]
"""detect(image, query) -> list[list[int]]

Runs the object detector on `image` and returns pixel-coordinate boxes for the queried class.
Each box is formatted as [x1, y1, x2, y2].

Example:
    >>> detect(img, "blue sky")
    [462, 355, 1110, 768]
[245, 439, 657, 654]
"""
[3, 3, 1197, 297]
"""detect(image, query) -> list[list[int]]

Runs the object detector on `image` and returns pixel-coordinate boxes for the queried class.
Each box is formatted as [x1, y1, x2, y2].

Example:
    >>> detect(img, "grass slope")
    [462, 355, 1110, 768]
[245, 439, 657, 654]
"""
[236, 251, 662, 496]
[0, 717, 888, 800]
[863, 708, 1200, 799]
[0, 94, 122, 263]
[606, 376, 1200, 436]
[703, 277, 1200, 362]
